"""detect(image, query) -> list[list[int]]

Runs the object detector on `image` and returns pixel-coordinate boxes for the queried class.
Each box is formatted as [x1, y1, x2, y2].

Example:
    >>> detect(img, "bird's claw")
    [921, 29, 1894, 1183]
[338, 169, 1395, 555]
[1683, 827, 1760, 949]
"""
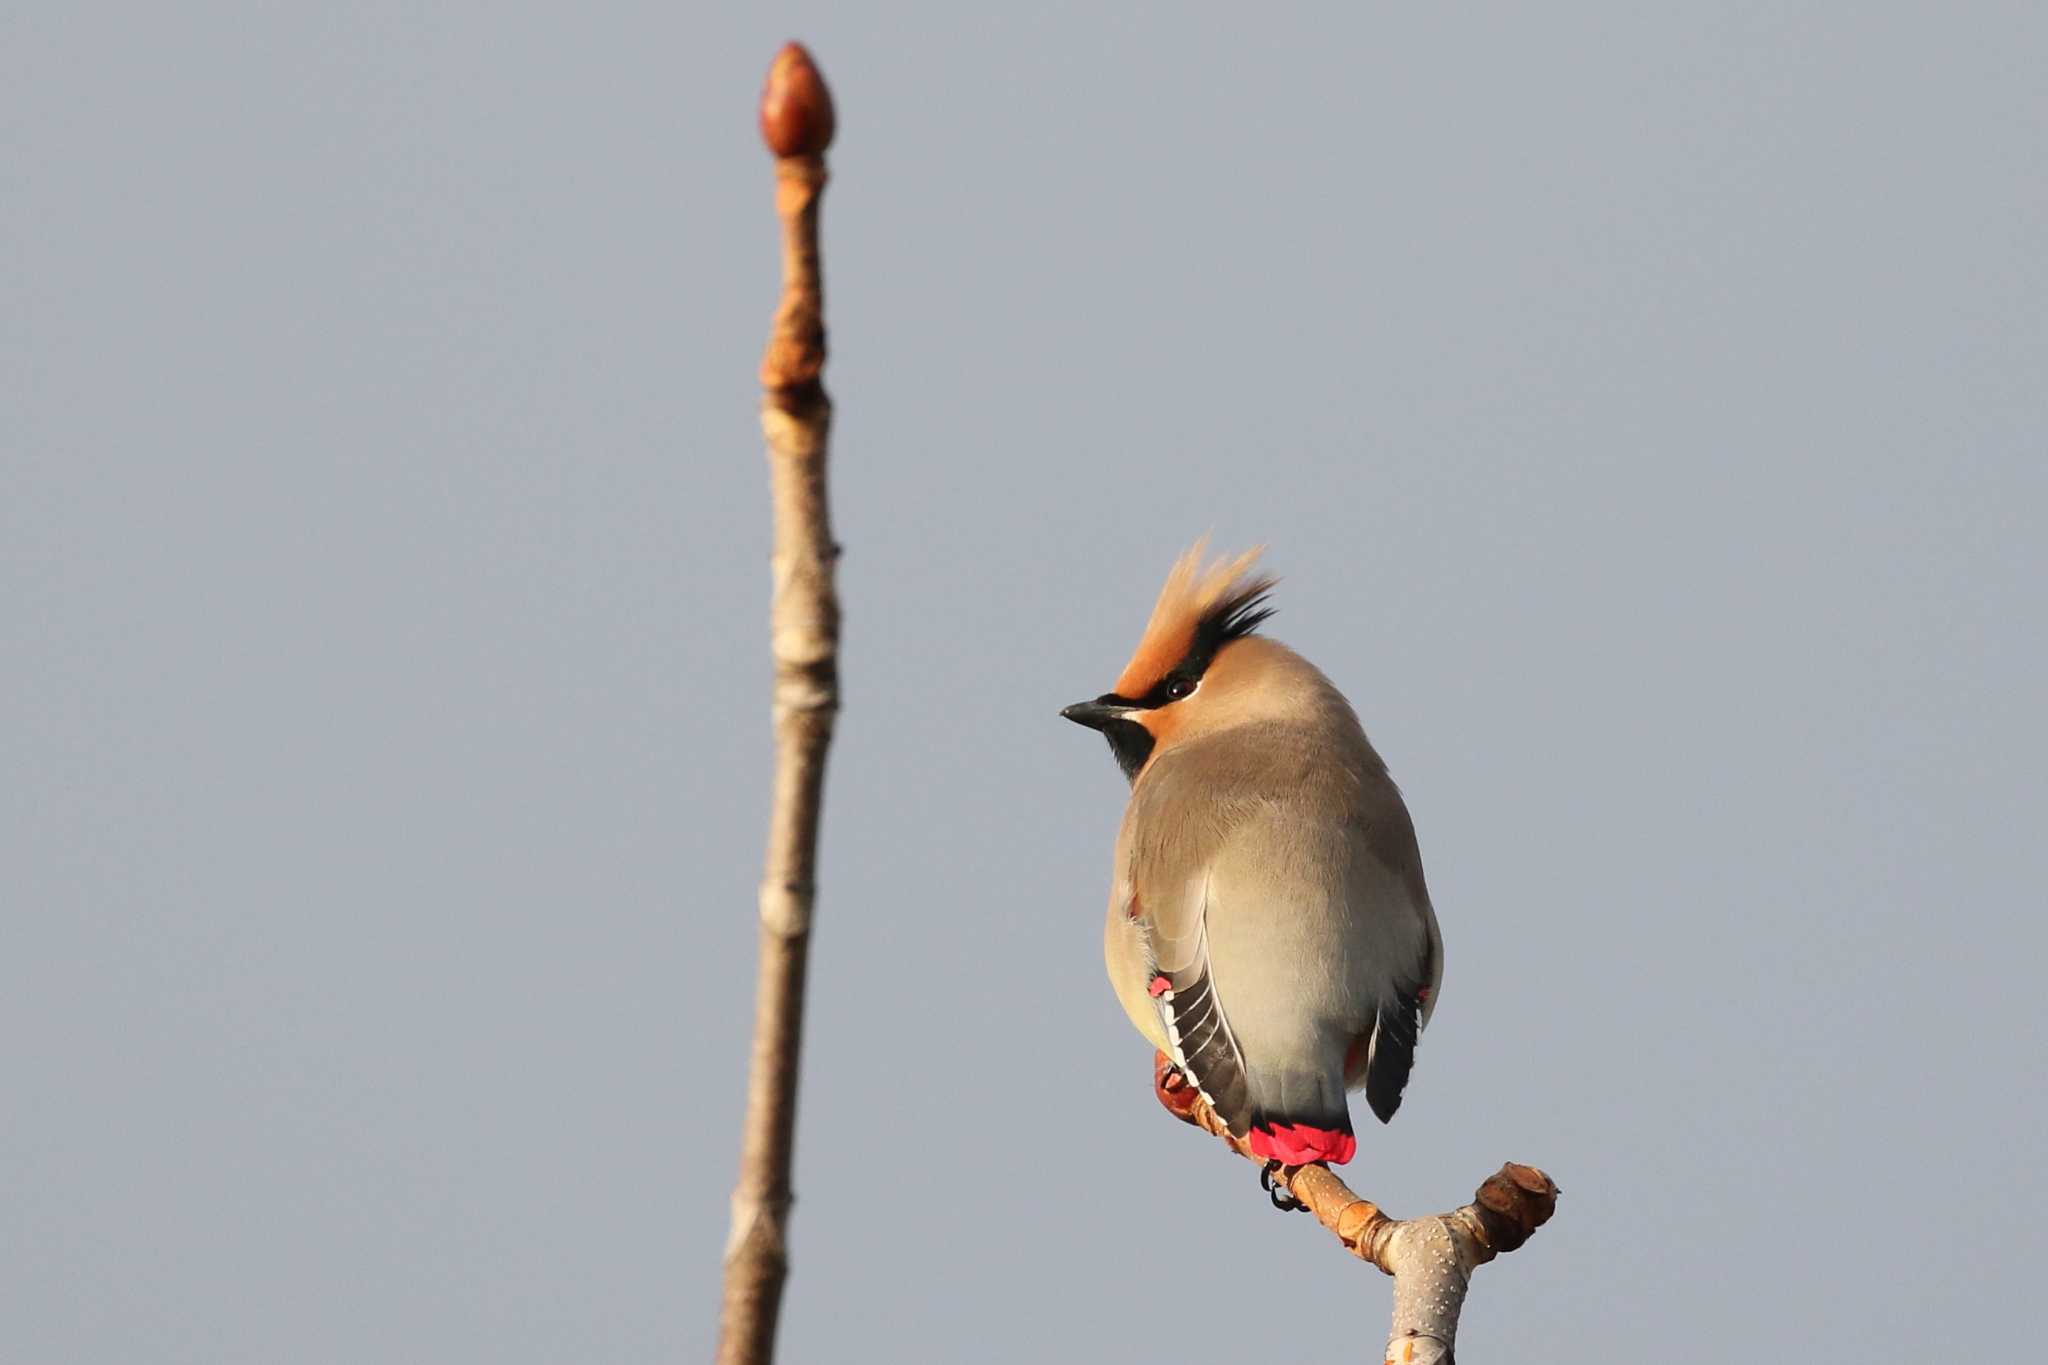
[1261, 1159, 1308, 1213]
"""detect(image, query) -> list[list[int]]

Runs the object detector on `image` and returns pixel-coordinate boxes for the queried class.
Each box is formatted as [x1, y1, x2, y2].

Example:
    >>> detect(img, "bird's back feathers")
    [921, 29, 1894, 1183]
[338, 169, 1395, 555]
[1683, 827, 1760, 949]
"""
[1106, 702, 1441, 1161]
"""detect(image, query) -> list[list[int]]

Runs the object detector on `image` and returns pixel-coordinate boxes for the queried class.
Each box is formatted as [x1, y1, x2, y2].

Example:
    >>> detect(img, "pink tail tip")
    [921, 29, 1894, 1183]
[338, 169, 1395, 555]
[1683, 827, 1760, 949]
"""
[1249, 1122, 1356, 1166]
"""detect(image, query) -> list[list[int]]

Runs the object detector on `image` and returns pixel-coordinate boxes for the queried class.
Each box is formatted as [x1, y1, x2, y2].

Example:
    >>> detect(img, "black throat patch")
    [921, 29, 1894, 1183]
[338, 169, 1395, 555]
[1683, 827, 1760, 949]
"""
[1100, 717, 1155, 783]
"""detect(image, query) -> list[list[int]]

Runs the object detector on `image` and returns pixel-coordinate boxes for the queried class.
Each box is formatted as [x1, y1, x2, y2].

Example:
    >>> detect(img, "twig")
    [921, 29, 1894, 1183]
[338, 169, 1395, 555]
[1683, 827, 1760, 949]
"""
[1154, 1054, 1558, 1364]
[717, 42, 839, 1365]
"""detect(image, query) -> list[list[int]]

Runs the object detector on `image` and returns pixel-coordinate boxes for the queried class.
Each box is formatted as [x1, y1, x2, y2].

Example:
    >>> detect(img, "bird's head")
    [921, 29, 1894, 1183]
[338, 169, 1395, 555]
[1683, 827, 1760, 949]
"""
[1061, 541, 1283, 782]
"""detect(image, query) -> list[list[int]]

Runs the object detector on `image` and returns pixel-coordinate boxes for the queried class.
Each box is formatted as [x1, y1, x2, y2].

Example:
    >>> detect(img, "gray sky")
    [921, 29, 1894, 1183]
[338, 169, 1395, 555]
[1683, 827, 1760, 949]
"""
[6, 3, 2045, 1361]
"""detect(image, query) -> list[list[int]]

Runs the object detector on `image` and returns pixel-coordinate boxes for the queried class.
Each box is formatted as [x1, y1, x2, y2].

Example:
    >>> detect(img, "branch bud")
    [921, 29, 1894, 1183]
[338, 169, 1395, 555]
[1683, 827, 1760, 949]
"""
[759, 43, 835, 158]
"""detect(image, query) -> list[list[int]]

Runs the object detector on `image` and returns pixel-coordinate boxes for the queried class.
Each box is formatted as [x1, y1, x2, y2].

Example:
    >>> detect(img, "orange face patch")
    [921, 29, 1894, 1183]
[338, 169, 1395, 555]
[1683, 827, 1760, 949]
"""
[1131, 703, 1182, 754]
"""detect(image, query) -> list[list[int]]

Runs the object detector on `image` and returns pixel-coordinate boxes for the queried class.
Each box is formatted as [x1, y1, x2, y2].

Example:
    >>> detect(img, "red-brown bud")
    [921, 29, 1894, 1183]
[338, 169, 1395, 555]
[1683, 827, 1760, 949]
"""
[758, 42, 835, 158]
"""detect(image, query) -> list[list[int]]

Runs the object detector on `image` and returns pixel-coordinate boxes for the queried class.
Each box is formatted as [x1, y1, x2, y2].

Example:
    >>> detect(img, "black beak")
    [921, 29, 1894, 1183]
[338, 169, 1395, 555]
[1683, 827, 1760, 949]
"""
[1060, 695, 1136, 732]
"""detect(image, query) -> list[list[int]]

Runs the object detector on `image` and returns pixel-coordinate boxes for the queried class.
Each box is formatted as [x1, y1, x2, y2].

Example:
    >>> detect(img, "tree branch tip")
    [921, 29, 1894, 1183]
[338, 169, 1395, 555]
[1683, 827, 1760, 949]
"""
[1471, 1163, 1559, 1254]
[760, 42, 836, 158]
[722, 43, 840, 1365]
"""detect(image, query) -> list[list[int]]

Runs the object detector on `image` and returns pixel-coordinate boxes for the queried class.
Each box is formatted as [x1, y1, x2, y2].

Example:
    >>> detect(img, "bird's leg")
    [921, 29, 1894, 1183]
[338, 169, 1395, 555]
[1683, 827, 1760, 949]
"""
[1261, 1160, 1309, 1213]
[1152, 1050, 1202, 1124]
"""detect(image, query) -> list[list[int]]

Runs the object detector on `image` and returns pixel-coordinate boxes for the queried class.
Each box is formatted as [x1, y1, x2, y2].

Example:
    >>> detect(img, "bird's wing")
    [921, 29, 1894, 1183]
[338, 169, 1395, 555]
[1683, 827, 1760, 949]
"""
[1117, 761, 1256, 1136]
[1341, 774, 1446, 1123]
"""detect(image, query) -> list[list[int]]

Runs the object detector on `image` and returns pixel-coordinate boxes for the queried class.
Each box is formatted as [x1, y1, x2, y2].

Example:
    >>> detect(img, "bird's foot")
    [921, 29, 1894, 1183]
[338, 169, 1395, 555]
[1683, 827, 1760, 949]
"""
[1260, 1159, 1309, 1213]
[1152, 1051, 1201, 1124]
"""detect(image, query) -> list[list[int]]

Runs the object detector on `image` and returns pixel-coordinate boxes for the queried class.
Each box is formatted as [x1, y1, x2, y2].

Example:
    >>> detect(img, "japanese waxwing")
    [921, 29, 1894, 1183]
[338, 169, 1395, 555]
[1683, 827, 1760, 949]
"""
[1061, 543, 1444, 1179]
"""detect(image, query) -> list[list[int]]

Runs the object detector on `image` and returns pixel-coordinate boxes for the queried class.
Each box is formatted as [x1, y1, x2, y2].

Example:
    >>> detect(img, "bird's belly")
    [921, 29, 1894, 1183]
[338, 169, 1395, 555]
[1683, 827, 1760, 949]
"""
[1103, 905, 1169, 1053]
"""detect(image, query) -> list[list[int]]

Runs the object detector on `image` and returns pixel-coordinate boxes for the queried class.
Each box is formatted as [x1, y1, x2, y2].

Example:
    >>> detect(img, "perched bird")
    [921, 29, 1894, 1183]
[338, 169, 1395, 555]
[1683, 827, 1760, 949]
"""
[1062, 544, 1444, 1189]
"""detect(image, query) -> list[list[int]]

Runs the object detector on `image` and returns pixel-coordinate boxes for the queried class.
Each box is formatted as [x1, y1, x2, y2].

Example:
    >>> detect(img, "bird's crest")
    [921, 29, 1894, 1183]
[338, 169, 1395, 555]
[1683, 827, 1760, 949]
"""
[1113, 540, 1278, 698]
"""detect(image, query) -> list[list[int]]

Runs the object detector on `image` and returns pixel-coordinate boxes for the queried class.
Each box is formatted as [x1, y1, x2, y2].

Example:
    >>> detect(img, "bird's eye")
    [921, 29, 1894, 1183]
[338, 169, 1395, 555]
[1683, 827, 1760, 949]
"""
[1164, 678, 1194, 701]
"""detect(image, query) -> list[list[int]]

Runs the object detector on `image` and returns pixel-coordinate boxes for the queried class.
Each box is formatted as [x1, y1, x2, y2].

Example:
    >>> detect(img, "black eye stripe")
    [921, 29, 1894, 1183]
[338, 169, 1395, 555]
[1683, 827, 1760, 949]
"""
[1131, 670, 1199, 709]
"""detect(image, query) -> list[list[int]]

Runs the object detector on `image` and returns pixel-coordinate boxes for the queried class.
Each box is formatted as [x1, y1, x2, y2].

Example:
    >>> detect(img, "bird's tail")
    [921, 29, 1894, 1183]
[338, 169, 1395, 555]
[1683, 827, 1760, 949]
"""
[1245, 1065, 1356, 1165]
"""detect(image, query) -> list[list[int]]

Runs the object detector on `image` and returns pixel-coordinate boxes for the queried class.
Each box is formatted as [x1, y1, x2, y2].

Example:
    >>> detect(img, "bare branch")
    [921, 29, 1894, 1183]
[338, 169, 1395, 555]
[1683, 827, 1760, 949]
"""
[717, 42, 839, 1365]
[1154, 1054, 1557, 1363]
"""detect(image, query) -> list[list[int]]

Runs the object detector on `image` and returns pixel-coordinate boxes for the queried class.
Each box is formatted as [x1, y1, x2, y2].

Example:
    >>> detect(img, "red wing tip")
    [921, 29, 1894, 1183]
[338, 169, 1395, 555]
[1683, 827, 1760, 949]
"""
[1249, 1122, 1356, 1166]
